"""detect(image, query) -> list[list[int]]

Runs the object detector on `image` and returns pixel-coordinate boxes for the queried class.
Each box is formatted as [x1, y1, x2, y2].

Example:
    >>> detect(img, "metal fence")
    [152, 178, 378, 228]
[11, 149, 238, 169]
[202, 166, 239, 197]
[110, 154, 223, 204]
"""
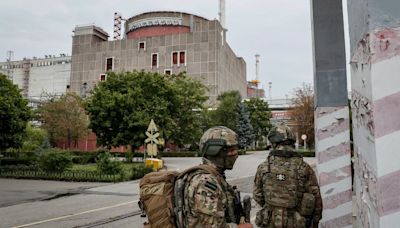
[0, 169, 121, 182]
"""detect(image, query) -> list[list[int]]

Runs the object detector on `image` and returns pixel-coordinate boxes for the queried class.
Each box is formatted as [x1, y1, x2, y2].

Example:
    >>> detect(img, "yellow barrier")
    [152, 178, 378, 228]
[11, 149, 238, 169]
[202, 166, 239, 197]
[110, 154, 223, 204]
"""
[145, 158, 164, 170]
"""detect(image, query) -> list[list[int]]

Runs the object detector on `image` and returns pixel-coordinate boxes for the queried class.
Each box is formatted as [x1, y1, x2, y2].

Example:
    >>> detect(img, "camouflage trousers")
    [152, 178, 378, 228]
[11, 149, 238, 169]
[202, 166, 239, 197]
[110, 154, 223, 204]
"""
[255, 207, 310, 228]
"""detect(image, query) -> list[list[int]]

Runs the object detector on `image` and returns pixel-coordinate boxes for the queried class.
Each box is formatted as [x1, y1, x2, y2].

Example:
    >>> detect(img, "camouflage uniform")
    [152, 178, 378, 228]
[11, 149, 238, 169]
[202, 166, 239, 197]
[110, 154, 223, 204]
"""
[180, 126, 240, 228]
[181, 158, 237, 228]
[253, 124, 322, 228]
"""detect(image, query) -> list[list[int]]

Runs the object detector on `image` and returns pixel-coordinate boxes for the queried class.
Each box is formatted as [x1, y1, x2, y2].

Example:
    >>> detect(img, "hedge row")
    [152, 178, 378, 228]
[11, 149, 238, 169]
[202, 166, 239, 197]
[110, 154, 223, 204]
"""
[0, 157, 37, 166]
[159, 151, 198, 157]
[0, 169, 122, 182]
[0, 165, 152, 182]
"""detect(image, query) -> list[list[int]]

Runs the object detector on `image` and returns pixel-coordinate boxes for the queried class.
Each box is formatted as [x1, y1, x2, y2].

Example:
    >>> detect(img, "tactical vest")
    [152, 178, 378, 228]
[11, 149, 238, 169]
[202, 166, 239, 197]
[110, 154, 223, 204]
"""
[264, 150, 305, 208]
[262, 150, 315, 227]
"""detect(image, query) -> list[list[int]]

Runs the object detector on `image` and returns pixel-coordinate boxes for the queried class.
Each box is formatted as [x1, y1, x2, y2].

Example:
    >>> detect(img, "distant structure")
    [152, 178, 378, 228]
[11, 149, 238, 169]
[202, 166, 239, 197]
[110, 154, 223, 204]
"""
[113, 12, 123, 40]
[219, 0, 226, 29]
[0, 54, 71, 104]
[246, 54, 265, 98]
[268, 82, 272, 99]
[70, 11, 246, 105]
[5, 51, 14, 82]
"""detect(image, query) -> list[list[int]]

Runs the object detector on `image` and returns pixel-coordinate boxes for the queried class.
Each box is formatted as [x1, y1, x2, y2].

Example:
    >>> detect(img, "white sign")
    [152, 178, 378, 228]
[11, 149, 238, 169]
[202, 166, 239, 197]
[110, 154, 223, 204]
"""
[145, 119, 160, 158]
[128, 17, 183, 32]
[301, 134, 307, 140]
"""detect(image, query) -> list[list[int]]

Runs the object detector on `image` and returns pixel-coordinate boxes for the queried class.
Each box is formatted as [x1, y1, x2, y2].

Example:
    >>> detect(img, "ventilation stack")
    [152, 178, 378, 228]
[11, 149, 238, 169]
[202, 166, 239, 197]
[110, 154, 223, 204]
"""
[219, 0, 226, 29]
[255, 54, 260, 86]
[6, 50, 13, 82]
[268, 82, 272, 99]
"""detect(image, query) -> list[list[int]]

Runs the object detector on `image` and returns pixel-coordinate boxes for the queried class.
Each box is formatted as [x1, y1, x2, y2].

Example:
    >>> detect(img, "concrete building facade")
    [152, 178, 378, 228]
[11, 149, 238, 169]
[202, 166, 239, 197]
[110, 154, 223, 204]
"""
[0, 55, 71, 102]
[70, 11, 247, 105]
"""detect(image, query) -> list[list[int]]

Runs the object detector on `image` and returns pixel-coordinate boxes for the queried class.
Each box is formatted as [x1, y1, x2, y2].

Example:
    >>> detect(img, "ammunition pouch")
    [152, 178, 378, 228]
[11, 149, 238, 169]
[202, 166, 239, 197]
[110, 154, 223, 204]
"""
[298, 193, 315, 216]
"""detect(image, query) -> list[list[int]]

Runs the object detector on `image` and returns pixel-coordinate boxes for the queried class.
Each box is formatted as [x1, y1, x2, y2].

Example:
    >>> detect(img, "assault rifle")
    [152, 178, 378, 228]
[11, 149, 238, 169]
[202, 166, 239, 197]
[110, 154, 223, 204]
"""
[232, 186, 252, 224]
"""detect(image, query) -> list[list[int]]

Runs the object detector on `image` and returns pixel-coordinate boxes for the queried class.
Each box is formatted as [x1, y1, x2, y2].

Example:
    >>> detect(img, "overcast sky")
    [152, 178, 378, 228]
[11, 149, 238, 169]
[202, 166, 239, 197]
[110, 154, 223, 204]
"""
[0, 0, 349, 98]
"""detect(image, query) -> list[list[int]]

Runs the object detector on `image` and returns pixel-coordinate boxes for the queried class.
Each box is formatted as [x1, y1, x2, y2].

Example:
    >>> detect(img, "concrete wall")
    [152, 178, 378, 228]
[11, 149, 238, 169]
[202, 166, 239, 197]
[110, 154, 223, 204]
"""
[348, 1, 400, 227]
[0, 57, 71, 99]
[71, 13, 246, 105]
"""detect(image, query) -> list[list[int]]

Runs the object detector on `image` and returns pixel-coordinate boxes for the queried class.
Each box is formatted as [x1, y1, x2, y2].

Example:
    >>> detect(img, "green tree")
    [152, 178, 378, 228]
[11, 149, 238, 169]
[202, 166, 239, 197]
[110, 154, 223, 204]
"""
[86, 71, 207, 150]
[290, 83, 314, 147]
[168, 73, 208, 146]
[244, 97, 272, 143]
[212, 91, 241, 131]
[37, 92, 89, 147]
[0, 74, 32, 151]
[21, 123, 48, 152]
[236, 103, 255, 148]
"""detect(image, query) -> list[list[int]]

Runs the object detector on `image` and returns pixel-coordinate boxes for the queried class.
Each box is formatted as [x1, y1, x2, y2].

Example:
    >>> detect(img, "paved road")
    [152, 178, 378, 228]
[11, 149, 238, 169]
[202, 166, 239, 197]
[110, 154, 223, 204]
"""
[0, 151, 316, 228]
[0, 179, 107, 208]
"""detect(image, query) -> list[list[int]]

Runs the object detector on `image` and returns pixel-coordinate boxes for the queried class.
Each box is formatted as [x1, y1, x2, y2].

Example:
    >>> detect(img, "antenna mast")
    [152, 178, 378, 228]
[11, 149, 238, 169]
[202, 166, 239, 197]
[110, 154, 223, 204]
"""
[113, 12, 122, 40]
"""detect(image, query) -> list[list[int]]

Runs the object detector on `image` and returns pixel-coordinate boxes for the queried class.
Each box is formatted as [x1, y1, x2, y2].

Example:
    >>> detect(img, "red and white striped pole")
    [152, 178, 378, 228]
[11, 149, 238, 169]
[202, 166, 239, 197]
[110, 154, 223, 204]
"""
[311, 0, 353, 227]
[315, 107, 353, 227]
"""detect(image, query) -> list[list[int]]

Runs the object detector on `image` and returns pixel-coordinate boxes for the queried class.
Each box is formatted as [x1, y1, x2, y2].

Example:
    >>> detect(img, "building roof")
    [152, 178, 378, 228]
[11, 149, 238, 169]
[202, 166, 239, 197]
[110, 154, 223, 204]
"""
[126, 10, 211, 22]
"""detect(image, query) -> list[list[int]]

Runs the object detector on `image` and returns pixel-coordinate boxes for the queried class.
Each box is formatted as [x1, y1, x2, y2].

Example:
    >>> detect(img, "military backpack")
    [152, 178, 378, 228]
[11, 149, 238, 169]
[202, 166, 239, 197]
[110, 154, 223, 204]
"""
[139, 164, 222, 228]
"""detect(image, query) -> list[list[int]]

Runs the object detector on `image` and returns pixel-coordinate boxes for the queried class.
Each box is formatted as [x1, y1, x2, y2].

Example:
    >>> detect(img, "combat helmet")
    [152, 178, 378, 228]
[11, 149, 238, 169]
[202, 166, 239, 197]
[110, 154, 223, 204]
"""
[199, 126, 238, 156]
[267, 123, 296, 145]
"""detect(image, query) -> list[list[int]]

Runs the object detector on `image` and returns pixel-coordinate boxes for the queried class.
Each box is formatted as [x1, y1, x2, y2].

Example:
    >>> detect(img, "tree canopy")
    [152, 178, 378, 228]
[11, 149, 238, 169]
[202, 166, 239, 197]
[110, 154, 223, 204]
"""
[243, 97, 272, 142]
[37, 92, 89, 147]
[85, 71, 207, 150]
[290, 83, 315, 147]
[0, 74, 32, 151]
[236, 102, 255, 148]
[212, 90, 242, 131]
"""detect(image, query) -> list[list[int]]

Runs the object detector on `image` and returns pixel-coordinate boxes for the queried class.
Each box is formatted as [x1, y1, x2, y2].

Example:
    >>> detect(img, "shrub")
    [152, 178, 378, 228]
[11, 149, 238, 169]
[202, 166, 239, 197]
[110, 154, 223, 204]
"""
[0, 157, 37, 166]
[39, 151, 73, 172]
[159, 151, 198, 157]
[188, 144, 199, 151]
[125, 151, 133, 163]
[131, 164, 153, 180]
[96, 152, 123, 175]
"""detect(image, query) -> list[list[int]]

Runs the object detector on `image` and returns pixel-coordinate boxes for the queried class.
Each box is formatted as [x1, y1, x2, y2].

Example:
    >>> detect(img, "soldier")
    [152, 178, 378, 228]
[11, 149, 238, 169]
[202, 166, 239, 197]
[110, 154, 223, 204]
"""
[253, 123, 322, 228]
[176, 126, 252, 228]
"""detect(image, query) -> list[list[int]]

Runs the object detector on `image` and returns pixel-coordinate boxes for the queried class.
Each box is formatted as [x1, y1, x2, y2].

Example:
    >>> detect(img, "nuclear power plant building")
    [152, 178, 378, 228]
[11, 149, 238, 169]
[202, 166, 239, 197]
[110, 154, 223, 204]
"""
[70, 11, 247, 104]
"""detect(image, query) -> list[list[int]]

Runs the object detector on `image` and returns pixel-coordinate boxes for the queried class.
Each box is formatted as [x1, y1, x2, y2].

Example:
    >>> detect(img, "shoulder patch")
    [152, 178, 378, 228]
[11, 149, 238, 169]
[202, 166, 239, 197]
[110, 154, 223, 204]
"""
[204, 181, 218, 191]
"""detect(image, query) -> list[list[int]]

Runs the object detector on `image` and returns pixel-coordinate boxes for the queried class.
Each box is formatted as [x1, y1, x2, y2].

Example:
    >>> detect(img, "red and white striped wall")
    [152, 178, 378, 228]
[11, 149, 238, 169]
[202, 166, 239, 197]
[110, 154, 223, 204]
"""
[315, 106, 353, 228]
[351, 26, 400, 227]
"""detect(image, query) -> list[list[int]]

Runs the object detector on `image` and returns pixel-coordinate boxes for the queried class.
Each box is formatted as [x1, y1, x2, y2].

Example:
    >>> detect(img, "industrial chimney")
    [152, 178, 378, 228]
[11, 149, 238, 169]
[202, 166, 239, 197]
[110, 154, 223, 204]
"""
[255, 54, 260, 85]
[268, 82, 272, 99]
[219, 0, 226, 29]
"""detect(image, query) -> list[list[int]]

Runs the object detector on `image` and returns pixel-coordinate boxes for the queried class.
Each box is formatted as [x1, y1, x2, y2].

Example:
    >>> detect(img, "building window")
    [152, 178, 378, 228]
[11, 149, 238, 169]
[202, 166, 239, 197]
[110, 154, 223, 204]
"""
[172, 51, 186, 66]
[172, 52, 178, 65]
[179, 51, 186, 65]
[100, 74, 106, 81]
[106, 58, 113, 71]
[151, 53, 158, 68]
[164, 69, 172, 75]
[138, 41, 146, 51]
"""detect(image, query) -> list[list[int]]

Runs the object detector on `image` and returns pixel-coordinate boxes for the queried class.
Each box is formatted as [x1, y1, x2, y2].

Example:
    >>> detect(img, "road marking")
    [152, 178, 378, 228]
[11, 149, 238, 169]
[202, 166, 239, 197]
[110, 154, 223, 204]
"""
[12, 200, 138, 228]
